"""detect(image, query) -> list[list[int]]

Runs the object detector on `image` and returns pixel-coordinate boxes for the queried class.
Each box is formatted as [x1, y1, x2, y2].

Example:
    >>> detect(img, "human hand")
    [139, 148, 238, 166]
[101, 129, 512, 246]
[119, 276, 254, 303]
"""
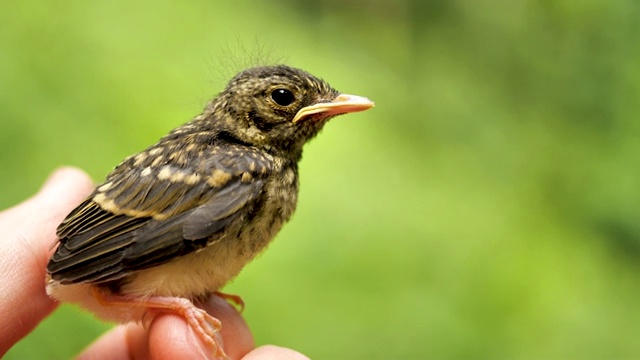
[0, 167, 308, 360]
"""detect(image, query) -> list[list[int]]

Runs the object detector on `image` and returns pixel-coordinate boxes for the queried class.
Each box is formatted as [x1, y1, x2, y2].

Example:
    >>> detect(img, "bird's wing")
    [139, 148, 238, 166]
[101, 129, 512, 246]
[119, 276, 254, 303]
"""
[47, 143, 274, 284]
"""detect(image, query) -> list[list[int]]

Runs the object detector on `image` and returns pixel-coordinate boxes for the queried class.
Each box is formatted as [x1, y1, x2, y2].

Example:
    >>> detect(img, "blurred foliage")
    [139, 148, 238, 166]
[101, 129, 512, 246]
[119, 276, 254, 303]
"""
[2, 0, 639, 358]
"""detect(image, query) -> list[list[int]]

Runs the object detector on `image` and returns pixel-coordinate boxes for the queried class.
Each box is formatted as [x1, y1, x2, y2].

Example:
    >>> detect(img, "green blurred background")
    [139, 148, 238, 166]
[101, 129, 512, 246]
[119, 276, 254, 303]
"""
[2, 0, 639, 358]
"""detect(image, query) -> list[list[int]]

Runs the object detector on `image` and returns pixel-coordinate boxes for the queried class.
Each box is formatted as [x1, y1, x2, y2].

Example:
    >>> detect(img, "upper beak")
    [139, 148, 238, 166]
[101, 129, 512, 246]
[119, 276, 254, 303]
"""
[292, 93, 375, 123]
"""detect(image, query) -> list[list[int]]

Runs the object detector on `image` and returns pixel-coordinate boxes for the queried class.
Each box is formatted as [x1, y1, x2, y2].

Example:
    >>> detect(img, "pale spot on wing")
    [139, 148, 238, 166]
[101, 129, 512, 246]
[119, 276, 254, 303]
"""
[207, 169, 232, 187]
[93, 193, 119, 214]
[133, 153, 147, 167]
[157, 166, 172, 180]
[148, 147, 163, 156]
[93, 192, 106, 203]
[140, 167, 152, 177]
[241, 172, 253, 183]
[151, 156, 164, 167]
[157, 167, 202, 185]
[183, 173, 201, 185]
[171, 171, 186, 183]
[94, 191, 168, 220]
[168, 152, 187, 166]
[98, 182, 112, 192]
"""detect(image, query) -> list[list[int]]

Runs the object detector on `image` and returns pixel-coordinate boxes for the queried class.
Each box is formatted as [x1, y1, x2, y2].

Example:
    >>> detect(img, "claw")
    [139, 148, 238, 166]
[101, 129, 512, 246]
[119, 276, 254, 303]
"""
[214, 290, 245, 313]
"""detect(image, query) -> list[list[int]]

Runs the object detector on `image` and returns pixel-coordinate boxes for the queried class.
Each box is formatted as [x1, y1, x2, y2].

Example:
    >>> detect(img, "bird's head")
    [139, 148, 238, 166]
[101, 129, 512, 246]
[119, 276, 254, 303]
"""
[205, 65, 374, 160]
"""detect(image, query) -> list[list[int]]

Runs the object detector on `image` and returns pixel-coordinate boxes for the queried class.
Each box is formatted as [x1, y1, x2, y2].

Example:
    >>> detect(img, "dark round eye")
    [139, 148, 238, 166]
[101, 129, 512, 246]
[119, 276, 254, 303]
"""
[271, 88, 295, 106]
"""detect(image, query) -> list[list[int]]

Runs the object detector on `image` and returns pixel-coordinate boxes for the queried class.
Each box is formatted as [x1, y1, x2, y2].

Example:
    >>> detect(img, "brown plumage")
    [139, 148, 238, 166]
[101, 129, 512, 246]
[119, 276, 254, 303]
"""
[45, 65, 373, 358]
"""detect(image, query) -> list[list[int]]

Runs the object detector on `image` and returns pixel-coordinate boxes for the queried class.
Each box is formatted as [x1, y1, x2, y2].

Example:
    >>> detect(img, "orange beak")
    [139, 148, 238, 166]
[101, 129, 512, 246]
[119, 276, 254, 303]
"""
[292, 93, 375, 123]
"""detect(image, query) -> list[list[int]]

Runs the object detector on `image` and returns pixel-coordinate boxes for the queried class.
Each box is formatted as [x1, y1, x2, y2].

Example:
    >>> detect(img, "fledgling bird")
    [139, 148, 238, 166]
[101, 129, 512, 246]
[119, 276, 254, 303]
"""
[46, 65, 374, 358]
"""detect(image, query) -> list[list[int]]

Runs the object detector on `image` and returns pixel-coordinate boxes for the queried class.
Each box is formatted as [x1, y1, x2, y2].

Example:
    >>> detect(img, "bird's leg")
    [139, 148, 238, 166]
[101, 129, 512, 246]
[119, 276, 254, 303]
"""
[214, 290, 245, 313]
[90, 287, 228, 360]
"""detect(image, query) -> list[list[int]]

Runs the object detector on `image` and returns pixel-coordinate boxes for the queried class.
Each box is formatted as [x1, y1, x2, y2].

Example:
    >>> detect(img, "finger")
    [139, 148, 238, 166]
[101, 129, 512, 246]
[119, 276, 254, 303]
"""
[0, 167, 93, 355]
[242, 345, 310, 360]
[76, 325, 137, 360]
[80, 330, 311, 360]
[80, 321, 179, 360]
[147, 295, 255, 360]
[79, 295, 255, 360]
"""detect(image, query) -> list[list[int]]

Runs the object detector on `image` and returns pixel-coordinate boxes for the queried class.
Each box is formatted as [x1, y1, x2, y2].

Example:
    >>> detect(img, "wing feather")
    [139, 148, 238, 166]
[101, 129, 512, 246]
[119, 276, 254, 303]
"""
[47, 142, 274, 284]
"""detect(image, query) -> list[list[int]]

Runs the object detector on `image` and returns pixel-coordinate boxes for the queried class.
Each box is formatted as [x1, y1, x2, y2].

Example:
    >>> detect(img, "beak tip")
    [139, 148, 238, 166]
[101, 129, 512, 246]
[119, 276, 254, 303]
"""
[292, 93, 374, 123]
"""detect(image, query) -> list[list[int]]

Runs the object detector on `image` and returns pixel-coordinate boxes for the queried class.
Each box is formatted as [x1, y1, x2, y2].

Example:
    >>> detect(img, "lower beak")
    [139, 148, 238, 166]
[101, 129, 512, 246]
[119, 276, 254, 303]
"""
[292, 93, 375, 123]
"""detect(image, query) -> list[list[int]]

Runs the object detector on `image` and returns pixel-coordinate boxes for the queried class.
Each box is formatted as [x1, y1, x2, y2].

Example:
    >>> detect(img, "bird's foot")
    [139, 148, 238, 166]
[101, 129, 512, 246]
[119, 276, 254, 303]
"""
[91, 288, 228, 359]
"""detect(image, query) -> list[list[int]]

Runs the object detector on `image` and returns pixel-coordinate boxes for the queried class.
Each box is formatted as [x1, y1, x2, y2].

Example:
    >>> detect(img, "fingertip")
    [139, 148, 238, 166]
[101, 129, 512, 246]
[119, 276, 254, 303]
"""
[39, 166, 94, 197]
[242, 345, 310, 360]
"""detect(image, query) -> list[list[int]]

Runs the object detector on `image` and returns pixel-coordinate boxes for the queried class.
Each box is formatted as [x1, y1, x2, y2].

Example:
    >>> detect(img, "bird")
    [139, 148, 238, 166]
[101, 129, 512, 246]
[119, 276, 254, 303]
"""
[45, 64, 374, 358]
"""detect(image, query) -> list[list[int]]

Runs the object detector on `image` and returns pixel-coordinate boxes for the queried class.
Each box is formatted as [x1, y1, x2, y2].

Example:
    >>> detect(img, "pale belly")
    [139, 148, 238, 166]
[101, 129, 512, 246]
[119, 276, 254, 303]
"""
[119, 237, 257, 298]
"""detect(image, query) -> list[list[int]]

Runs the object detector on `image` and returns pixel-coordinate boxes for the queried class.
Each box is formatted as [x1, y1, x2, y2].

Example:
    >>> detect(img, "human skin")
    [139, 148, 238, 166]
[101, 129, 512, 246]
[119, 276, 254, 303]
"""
[0, 167, 308, 360]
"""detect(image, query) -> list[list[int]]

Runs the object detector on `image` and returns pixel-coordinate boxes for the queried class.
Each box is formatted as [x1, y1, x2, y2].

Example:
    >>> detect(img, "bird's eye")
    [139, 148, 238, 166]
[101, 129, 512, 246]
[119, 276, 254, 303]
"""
[271, 89, 295, 107]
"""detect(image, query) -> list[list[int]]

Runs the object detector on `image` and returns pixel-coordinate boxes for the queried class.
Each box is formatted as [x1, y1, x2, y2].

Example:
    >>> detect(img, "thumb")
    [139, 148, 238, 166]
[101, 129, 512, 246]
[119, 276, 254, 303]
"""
[0, 167, 93, 356]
